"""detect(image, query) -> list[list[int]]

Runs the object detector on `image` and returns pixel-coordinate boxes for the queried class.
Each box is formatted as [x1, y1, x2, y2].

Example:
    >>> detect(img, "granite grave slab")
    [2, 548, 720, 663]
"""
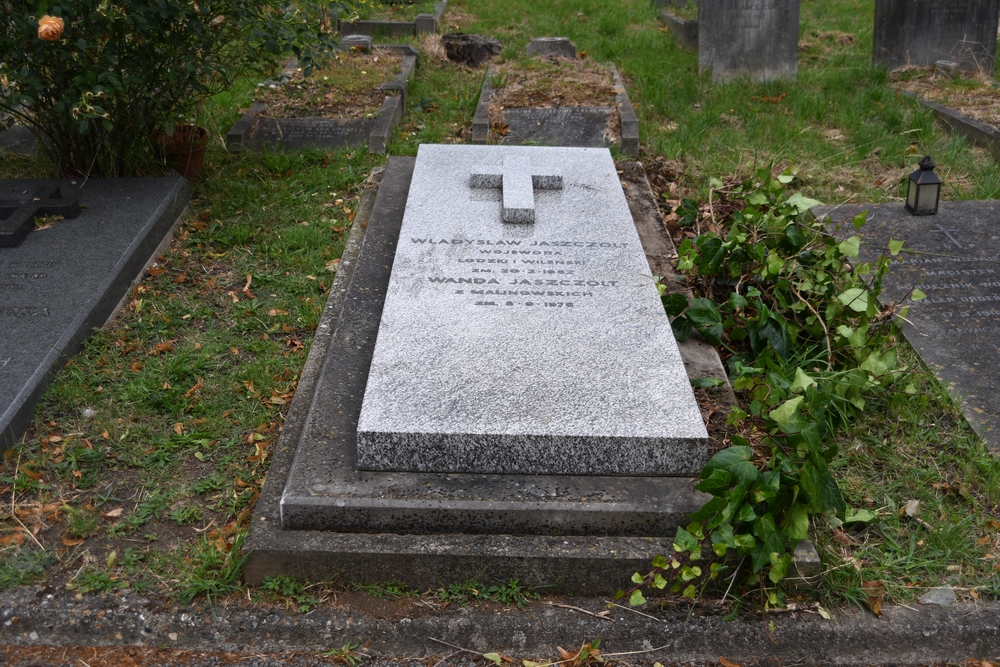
[817, 201, 1000, 450]
[472, 65, 639, 157]
[698, 0, 799, 82]
[275, 155, 709, 545]
[873, 0, 1000, 74]
[226, 47, 417, 155]
[352, 145, 706, 476]
[0, 177, 188, 452]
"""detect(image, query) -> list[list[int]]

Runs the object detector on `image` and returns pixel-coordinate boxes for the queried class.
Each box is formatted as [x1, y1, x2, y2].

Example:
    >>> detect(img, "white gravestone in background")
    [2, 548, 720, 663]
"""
[356, 144, 707, 476]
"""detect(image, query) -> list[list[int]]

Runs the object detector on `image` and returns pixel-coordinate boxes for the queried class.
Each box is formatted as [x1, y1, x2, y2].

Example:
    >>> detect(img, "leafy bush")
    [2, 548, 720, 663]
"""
[0, 0, 334, 176]
[625, 169, 918, 605]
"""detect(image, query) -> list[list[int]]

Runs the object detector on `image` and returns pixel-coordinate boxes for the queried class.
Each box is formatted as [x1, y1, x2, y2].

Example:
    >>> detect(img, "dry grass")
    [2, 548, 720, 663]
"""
[894, 68, 1000, 128]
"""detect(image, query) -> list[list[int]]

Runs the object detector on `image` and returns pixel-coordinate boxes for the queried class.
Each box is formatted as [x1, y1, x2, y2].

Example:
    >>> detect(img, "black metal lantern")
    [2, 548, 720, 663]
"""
[905, 156, 942, 216]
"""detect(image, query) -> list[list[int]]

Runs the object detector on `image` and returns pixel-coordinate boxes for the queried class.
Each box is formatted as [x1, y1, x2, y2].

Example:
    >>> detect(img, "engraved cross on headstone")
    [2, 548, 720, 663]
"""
[931, 223, 963, 250]
[0, 187, 81, 248]
[469, 156, 562, 224]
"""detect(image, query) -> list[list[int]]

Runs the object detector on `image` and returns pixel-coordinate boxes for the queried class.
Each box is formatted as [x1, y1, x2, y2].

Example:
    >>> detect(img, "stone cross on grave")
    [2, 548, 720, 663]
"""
[469, 155, 562, 224]
[931, 224, 964, 250]
[0, 187, 81, 248]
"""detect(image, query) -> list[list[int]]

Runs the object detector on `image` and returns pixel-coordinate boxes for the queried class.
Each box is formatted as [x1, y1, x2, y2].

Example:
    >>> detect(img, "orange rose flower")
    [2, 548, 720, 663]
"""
[38, 15, 64, 41]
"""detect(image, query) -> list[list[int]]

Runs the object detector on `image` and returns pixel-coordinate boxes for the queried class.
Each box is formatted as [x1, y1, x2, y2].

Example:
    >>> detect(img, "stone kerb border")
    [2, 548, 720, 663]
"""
[901, 90, 1000, 162]
[335, 0, 448, 37]
[657, 11, 698, 50]
[471, 64, 640, 157]
[225, 46, 417, 155]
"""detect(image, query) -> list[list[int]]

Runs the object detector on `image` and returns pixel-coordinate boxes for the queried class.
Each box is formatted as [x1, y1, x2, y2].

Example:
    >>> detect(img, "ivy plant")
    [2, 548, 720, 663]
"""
[623, 168, 921, 606]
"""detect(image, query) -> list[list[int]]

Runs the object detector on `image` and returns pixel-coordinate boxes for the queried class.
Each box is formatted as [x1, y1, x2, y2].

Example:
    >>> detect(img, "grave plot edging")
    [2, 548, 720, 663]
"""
[225, 49, 416, 155]
[336, 0, 448, 36]
[901, 89, 1000, 161]
[657, 11, 698, 50]
[471, 64, 640, 156]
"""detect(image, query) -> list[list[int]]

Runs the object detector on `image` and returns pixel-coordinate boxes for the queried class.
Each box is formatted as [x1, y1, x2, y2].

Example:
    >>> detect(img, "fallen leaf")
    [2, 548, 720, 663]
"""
[147, 268, 166, 277]
[326, 258, 341, 272]
[62, 534, 85, 546]
[173, 273, 187, 284]
[860, 580, 885, 617]
[0, 533, 25, 547]
[184, 376, 204, 398]
[174, 423, 184, 435]
[102, 508, 124, 518]
[720, 658, 741, 667]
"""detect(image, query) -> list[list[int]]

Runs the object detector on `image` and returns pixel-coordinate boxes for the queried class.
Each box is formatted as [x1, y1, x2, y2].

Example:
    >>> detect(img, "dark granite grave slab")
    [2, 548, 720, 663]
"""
[698, 0, 799, 82]
[817, 201, 1000, 450]
[472, 65, 639, 157]
[226, 48, 417, 155]
[335, 0, 448, 36]
[0, 177, 189, 452]
[873, 0, 999, 74]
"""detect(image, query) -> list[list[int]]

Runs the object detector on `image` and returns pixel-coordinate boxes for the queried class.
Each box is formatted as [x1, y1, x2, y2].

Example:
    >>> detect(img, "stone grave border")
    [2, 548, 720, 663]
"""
[335, 0, 448, 37]
[471, 64, 639, 157]
[657, 10, 698, 50]
[225, 46, 417, 155]
[237, 159, 809, 594]
[901, 90, 1000, 162]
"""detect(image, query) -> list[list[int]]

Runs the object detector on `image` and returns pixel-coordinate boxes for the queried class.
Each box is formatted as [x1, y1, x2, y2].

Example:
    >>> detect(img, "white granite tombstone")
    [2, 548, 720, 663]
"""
[355, 145, 707, 476]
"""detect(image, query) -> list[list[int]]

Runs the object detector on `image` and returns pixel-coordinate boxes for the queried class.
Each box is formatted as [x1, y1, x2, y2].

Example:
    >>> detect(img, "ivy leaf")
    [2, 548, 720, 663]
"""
[888, 239, 904, 256]
[769, 395, 805, 431]
[673, 526, 700, 553]
[911, 288, 926, 301]
[837, 287, 870, 313]
[697, 237, 726, 275]
[785, 192, 822, 213]
[687, 298, 723, 345]
[691, 377, 725, 388]
[790, 367, 816, 393]
[631, 572, 644, 584]
[671, 315, 693, 341]
[695, 468, 733, 494]
[629, 589, 647, 607]
[844, 507, 877, 523]
[483, 653, 503, 666]
[703, 446, 758, 486]
[768, 551, 792, 583]
[662, 292, 689, 317]
[786, 502, 809, 540]
[838, 236, 860, 259]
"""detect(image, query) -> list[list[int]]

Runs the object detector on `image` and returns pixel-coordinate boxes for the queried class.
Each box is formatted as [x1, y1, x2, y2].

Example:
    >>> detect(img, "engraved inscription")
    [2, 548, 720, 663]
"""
[0, 306, 50, 316]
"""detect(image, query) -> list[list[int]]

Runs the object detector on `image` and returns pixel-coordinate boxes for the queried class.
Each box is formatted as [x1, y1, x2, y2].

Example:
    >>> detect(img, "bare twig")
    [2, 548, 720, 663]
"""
[432, 651, 462, 667]
[542, 601, 613, 622]
[428, 638, 486, 657]
[602, 644, 672, 657]
[603, 601, 662, 623]
[790, 279, 832, 371]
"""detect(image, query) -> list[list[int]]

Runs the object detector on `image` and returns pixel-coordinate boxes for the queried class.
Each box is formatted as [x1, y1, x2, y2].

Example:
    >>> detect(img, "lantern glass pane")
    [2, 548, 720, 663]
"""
[906, 178, 918, 210]
[916, 183, 940, 214]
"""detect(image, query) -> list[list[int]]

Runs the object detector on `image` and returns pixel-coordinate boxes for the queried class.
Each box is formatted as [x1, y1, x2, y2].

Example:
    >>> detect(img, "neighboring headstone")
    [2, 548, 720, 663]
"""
[818, 200, 1000, 451]
[0, 177, 188, 452]
[873, 0, 1000, 75]
[698, 0, 799, 82]
[339, 34, 373, 51]
[354, 145, 707, 476]
[526, 37, 577, 59]
[658, 11, 699, 50]
[0, 124, 38, 157]
[442, 33, 503, 67]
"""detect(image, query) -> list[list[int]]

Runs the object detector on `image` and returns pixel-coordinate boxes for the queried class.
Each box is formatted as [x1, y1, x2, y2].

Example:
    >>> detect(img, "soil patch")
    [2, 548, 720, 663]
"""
[255, 49, 403, 120]
[895, 70, 1000, 128]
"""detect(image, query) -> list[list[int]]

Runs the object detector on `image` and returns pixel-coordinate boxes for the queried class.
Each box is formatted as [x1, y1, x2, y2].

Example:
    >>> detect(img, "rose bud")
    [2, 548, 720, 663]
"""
[38, 15, 65, 41]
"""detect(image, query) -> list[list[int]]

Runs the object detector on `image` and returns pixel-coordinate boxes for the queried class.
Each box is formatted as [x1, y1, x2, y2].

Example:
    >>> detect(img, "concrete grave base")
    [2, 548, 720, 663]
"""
[245, 157, 725, 591]
[0, 177, 189, 452]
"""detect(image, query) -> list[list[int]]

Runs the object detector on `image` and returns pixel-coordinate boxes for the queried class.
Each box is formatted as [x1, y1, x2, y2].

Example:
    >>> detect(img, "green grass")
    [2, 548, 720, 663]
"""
[2, 0, 1000, 609]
